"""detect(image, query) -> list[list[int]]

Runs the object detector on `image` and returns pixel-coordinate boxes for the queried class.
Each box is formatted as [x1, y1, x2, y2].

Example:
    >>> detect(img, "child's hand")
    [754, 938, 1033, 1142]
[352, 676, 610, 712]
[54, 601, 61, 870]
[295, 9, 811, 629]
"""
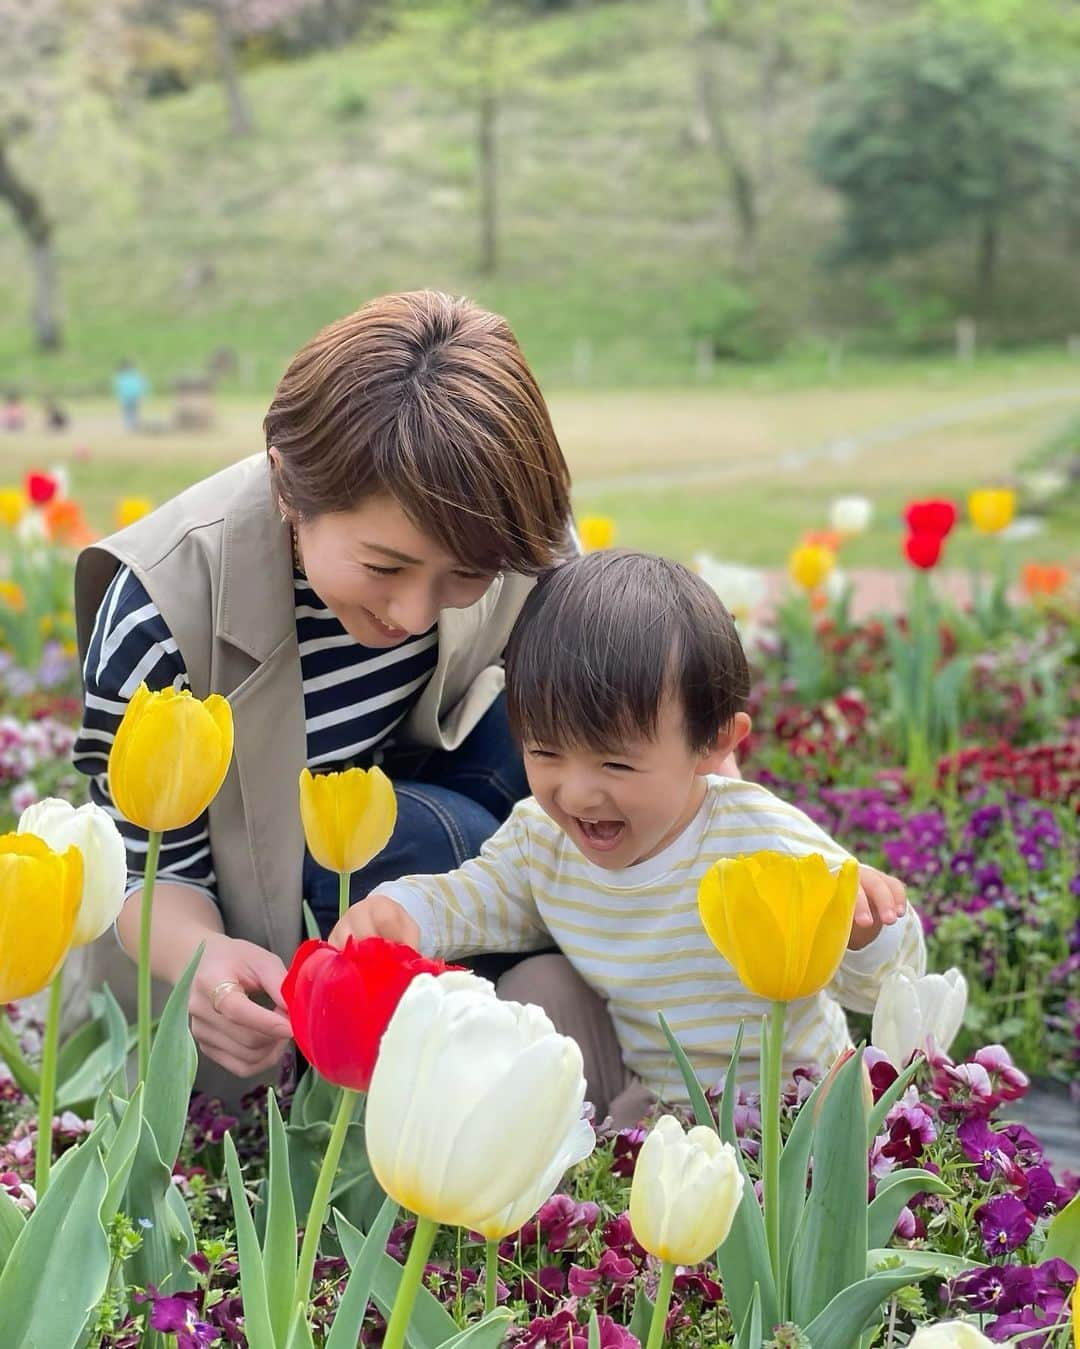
[848, 864, 907, 951]
[329, 894, 422, 951]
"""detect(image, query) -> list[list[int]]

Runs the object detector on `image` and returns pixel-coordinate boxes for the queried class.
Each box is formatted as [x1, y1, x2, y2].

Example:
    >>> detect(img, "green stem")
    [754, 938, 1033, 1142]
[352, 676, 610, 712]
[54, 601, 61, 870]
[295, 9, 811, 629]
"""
[763, 999, 787, 1319]
[34, 968, 64, 1197]
[645, 1260, 676, 1349]
[382, 1214, 439, 1349]
[0, 1010, 41, 1099]
[338, 869, 352, 921]
[484, 1238, 499, 1315]
[137, 830, 162, 1083]
[293, 1084, 357, 1316]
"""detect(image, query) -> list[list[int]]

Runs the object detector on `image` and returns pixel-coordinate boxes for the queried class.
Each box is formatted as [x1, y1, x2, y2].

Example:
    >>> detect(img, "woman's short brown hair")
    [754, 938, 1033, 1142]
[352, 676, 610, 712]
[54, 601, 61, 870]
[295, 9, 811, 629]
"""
[265, 290, 572, 574]
[505, 550, 751, 753]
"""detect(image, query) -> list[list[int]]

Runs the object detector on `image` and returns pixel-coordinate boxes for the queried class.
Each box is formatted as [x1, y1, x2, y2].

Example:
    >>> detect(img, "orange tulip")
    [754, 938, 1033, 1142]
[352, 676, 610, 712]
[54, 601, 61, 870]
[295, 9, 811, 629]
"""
[44, 498, 95, 548]
[1021, 562, 1069, 598]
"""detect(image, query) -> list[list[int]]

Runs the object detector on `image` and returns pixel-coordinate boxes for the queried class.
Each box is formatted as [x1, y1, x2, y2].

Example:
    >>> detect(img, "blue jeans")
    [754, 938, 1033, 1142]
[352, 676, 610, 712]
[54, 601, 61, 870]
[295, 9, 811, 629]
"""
[303, 692, 529, 947]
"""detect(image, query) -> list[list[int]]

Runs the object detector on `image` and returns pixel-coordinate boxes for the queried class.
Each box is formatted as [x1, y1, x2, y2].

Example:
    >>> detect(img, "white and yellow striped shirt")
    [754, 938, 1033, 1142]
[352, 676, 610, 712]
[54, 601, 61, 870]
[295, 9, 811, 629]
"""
[380, 777, 925, 1103]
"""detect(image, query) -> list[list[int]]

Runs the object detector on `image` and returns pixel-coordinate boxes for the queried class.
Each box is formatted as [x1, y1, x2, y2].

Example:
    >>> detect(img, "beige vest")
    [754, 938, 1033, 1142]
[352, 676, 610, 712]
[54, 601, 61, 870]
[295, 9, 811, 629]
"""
[73, 454, 533, 1096]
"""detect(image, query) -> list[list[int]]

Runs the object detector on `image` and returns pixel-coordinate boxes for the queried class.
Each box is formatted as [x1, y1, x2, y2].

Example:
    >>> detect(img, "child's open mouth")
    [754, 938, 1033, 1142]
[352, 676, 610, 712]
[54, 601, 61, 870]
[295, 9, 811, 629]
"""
[576, 817, 626, 851]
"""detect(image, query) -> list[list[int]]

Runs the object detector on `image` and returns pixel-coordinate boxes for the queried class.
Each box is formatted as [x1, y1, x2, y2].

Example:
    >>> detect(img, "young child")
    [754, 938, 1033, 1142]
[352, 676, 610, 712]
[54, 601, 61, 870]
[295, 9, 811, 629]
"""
[334, 550, 925, 1122]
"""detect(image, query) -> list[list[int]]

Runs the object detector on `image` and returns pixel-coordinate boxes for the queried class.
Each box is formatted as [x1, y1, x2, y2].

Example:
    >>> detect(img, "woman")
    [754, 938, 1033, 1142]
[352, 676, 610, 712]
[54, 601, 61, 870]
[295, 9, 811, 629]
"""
[73, 291, 573, 1096]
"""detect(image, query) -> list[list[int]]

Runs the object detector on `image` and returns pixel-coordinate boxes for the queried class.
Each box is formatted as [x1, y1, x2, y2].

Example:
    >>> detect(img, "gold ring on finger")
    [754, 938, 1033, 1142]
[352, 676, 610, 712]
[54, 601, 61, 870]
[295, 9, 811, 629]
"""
[210, 979, 241, 1014]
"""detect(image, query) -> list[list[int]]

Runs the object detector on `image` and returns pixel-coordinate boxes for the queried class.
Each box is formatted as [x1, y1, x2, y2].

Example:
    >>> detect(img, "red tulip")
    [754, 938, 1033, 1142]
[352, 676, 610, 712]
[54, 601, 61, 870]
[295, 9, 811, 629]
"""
[903, 499, 957, 539]
[282, 936, 459, 1090]
[25, 471, 59, 506]
[904, 531, 943, 570]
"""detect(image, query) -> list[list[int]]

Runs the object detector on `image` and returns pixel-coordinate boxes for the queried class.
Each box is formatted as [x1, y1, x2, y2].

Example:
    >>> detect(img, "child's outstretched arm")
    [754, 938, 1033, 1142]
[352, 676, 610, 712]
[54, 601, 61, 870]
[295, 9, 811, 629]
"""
[331, 804, 551, 961]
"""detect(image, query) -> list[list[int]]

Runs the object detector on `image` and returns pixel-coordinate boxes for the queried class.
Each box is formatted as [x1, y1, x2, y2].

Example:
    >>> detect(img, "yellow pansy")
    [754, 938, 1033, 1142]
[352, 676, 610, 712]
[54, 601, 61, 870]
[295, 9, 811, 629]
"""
[108, 683, 234, 831]
[698, 851, 859, 1001]
[967, 488, 1015, 535]
[577, 516, 615, 552]
[0, 833, 83, 1002]
[788, 543, 835, 592]
[299, 765, 397, 874]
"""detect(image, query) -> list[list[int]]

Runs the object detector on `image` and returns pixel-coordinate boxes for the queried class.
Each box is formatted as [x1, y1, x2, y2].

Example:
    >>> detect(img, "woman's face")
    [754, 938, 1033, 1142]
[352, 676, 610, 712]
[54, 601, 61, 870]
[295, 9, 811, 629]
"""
[293, 495, 497, 648]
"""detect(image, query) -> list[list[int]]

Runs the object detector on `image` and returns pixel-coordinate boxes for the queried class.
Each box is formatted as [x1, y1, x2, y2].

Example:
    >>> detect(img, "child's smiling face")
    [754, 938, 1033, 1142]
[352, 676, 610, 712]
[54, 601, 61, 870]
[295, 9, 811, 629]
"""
[523, 696, 749, 869]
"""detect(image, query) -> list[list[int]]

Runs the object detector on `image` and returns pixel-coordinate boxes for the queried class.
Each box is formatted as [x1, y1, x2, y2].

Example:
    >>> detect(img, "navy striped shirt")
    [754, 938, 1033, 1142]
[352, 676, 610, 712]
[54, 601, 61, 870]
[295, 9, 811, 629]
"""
[73, 565, 439, 902]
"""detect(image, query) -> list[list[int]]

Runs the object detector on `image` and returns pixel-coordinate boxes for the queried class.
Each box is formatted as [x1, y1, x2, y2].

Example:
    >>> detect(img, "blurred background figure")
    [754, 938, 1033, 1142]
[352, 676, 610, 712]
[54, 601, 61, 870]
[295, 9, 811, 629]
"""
[2, 391, 26, 432]
[113, 359, 149, 431]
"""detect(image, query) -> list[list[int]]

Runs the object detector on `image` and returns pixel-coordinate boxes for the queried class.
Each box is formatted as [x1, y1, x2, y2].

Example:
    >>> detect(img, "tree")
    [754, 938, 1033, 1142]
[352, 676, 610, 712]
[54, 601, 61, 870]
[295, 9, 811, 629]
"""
[0, 0, 133, 351]
[808, 22, 1071, 310]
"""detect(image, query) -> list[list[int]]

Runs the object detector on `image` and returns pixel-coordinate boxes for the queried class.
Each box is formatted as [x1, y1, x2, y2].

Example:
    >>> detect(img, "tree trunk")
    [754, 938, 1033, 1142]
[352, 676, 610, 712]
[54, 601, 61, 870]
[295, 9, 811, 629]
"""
[684, 0, 758, 272]
[477, 19, 498, 276]
[0, 140, 61, 350]
[976, 217, 997, 314]
[214, 0, 254, 138]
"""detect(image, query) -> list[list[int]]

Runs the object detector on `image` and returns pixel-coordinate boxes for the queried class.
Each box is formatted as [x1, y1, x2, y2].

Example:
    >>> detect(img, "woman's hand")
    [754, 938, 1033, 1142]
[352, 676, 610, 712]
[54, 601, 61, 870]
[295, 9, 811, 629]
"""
[188, 932, 293, 1078]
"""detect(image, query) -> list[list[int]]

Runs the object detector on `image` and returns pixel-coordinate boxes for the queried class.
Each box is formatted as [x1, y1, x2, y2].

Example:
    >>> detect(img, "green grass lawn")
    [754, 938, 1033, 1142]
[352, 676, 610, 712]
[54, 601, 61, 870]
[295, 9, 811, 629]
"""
[5, 360, 1077, 566]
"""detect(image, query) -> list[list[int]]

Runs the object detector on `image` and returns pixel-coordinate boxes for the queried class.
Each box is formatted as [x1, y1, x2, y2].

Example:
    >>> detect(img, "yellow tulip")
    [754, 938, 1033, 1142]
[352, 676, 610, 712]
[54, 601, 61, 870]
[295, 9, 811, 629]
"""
[698, 851, 859, 1001]
[115, 496, 154, 529]
[967, 488, 1015, 535]
[0, 487, 26, 529]
[577, 515, 615, 552]
[0, 834, 83, 1001]
[788, 543, 835, 592]
[299, 765, 397, 874]
[108, 683, 234, 831]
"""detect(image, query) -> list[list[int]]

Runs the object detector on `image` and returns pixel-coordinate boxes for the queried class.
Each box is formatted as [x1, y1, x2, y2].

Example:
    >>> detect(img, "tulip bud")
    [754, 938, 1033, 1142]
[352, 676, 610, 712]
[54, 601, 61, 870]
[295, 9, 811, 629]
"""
[108, 683, 234, 831]
[115, 496, 154, 529]
[907, 1322, 994, 1348]
[0, 487, 26, 529]
[0, 833, 83, 1001]
[967, 488, 1015, 536]
[788, 544, 835, 592]
[629, 1115, 744, 1266]
[871, 966, 967, 1067]
[298, 765, 397, 875]
[366, 971, 595, 1239]
[282, 937, 457, 1091]
[828, 495, 873, 537]
[578, 516, 615, 552]
[17, 799, 127, 946]
[698, 851, 859, 1002]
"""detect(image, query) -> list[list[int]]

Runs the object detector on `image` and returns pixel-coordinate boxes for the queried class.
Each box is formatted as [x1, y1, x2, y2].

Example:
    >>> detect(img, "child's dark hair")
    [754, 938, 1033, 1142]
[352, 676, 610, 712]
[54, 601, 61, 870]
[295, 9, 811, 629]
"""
[505, 549, 750, 754]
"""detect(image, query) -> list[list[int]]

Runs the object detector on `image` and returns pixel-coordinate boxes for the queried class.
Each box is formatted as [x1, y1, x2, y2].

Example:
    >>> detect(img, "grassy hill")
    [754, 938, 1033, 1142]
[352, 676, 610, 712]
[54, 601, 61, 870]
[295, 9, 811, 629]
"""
[2, 1, 1076, 396]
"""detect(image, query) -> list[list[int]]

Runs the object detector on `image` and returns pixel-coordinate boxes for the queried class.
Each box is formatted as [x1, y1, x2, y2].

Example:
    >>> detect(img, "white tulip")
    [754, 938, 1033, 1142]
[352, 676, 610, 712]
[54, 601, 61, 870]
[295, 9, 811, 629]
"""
[828, 495, 874, 536]
[871, 966, 967, 1067]
[693, 554, 768, 627]
[18, 798, 128, 946]
[366, 971, 595, 1239]
[907, 1322, 994, 1348]
[629, 1114, 744, 1266]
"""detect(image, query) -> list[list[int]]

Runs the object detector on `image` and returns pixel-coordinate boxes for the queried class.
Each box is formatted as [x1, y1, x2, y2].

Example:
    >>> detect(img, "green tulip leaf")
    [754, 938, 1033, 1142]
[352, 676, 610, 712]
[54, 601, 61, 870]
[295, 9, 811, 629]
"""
[789, 1047, 869, 1329]
[57, 986, 131, 1112]
[224, 1131, 277, 1349]
[733, 1282, 763, 1349]
[777, 1071, 829, 1295]
[326, 1197, 399, 1349]
[287, 1082, 384, 1238]
[801, 1267, 929, 1346]
[1043, 1187, 1080, 1268]
[0, 1010, 40, 1100]
[867, 1249, 984, 1278]
[283, 1302, 316, 1349]
[0, 1119, 112, 1348]
[263, 1089, 299, 1344]
[302, 899, 321, 942]
[711, 1022, 779, 1335]
[144, 948, 202, 1164]
[439, 1310, 515, 1347]
[627, 1289, 654, 1342]
[101, 1084, 144, 1224]
[0, 1187, 26, 1271]
[339, 1211, 459, 1348]
[588, 1310, 601, 1349]
[866, 1058, 922, 1142]
[124, 1117, 198, 1296]
[657, 1011, 716, 1132]
[867, 1168, 951, 1250]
